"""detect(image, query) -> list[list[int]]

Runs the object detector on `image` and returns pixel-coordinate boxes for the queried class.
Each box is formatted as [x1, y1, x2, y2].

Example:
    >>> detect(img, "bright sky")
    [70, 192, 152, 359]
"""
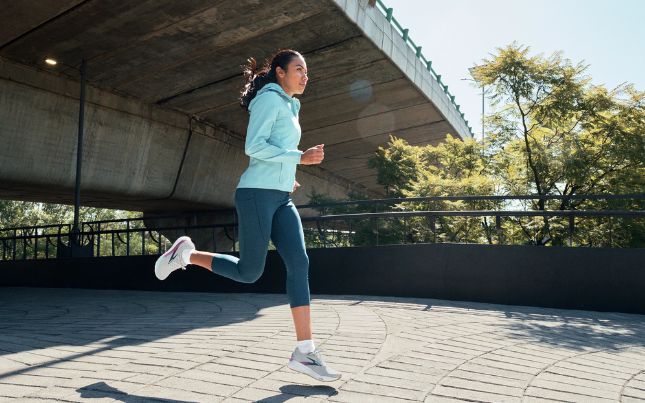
[390, 0, 645, 140]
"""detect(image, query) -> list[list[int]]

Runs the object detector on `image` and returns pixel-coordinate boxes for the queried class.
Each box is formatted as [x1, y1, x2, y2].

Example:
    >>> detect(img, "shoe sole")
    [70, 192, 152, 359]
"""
[155, 236, 192, 280]
[154, 256, 170, 280]
[287, 360, 340, 382]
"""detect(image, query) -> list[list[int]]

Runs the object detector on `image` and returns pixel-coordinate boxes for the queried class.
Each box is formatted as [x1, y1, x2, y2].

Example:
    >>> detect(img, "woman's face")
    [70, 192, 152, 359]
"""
[277, 55, 308, 97]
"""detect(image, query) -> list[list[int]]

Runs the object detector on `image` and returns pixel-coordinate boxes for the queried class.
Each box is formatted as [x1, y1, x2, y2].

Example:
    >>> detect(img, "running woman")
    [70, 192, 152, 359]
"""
[154, 49, 340, 382]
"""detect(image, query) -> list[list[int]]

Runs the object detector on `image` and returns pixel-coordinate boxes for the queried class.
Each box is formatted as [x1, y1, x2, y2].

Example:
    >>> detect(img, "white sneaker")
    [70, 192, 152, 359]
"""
[288, 348, 341, 382]
[155, 236, 195, 280]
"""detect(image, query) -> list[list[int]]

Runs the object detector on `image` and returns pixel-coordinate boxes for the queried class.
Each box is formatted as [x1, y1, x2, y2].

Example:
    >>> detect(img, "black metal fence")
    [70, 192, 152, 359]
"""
[1, 194, 643, 261]
[300, 194, 644, 248]
[0, 224, 71, 260]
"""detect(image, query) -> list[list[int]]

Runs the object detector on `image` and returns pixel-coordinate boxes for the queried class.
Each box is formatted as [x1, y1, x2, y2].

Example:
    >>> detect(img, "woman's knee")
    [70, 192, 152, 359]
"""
[236, 251, 268, 283]
[238, 269, 262, 283]
[287, 254, 309, 277]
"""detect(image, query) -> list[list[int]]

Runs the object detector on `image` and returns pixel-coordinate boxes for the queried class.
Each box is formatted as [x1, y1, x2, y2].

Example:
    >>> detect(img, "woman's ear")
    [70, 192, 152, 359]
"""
[276, 66, 285, 78]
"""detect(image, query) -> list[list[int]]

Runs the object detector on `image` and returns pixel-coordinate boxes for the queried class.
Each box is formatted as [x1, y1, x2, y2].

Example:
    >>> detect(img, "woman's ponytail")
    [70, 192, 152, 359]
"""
[239, 49, 303, 111]
[240, 57, 270, 111]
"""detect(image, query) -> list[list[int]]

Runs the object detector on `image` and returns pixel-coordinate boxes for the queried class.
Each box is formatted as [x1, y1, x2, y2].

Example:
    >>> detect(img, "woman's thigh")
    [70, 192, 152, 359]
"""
[270, 200, 308, 264]
[235, 189, 274, 273]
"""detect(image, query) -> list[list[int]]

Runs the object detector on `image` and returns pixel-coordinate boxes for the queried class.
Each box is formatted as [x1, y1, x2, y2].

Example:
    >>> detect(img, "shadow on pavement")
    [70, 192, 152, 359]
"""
[75, 382, 337, 403]
[501, 307, 645, 351]
[0, 287, 287, 381]
[78, 381, 192, 402]
[256, 384, 338, 402]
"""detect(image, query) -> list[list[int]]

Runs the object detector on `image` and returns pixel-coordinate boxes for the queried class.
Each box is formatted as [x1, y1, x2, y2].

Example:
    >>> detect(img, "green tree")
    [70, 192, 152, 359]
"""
[0, 200, 146, 259]
[363, 44, 643, 247]
[304, 190, 404, 247]
[0, 200, 137, 228]
[472, 43, 644, 245]
[368, 136, 423, 197]
[367, 135, 503, 244]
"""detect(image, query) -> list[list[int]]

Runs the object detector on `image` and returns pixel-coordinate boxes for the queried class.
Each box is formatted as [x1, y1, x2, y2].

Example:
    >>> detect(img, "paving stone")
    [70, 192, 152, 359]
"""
[396, 353, 462, 369]
[134, 384, 216, 402]
[215, 357, 282, 372]
[476, 352, 548, 369]
[522, 397, 566, 403]
[625, 378, 645, 391]
[551, 360, 633, 380]
[566, 356, 642, 375]
[347, 373, 431, 391]
[423, 396, 473, 403]
[154, 376, 240, 397]
[341, 380, 425, 400]
[196, 363, 267, 379]
[177, 369, 255, 388]
[221, 398, 250, 403]
[123, 373, 167, 385]
[446, 369, 528, 388]
[582, 353, 645, 370]
[527, 377, 619, 399]
[366, 366, 443, 383]
[112, 363, 180, 377]
[232, 386, 308, 402]
[19, 386, 79, 401]
[329, 389, 413, 403]
[431, 384, 521, 403]
[468, 357, 540, 374]
[375, 360, 446, 377]
[437, 377, 523, 397]
[0, 375, 61, 389]
[0, 383, 44, 398]
[623, 386, 645, 399]
[536, 371, 624, 392]
[456, 362, 535, 381]
[525, 386, 616, 402]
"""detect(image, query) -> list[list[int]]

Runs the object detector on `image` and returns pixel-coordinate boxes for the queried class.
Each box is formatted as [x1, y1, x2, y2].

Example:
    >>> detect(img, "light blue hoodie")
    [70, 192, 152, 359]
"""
[237, 83, 304, 192]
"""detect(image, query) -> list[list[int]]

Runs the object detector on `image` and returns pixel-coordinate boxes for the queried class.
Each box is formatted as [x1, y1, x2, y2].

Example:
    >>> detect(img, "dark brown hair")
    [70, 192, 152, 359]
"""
[239, 49, 303, 111]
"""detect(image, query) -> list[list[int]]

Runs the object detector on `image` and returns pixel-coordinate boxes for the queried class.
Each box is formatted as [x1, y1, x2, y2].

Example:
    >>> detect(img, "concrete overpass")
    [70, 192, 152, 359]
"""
[0, 0, 472, 213]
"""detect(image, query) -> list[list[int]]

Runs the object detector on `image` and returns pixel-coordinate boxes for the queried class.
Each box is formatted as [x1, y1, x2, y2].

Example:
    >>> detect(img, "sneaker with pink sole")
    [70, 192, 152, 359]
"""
[154, 236, 195, 280]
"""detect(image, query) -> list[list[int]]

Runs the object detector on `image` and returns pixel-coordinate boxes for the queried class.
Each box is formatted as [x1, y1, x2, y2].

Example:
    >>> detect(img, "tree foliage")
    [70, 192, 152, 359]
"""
[361, 44, 644, 247]
[0, 200, 136, 229]
[0, 201, 146, 259]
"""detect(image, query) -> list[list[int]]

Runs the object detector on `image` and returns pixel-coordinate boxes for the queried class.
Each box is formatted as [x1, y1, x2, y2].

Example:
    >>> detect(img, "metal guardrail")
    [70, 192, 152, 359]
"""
[0, 224, 71, 260]
[373, 0, 474, 136]
[298, 193, 645, 209]
[0, 194, 643, 261]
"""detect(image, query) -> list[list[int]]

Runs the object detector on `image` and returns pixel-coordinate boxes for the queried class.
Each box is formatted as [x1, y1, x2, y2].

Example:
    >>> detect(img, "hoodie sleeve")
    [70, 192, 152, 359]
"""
[245, 92, 303, 164]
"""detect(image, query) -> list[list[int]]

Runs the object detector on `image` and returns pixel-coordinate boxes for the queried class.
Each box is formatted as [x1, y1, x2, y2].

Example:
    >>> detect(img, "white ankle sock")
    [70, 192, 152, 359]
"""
[180, 248, 194, 266]
[297, 339, 315, 354]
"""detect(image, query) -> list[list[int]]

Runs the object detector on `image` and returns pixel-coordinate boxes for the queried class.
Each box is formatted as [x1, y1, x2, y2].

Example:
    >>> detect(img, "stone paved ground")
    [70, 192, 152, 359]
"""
[1, 288, 645, 402]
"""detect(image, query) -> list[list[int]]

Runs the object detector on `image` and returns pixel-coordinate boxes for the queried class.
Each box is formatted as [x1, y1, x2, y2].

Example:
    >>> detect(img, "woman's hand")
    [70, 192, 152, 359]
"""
[292, 180, 301, 193]
[300, 144, 325, 165]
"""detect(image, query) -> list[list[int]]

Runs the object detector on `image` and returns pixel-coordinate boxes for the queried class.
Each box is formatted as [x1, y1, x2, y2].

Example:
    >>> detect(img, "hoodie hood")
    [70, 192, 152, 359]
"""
[252, 83, 301, 115]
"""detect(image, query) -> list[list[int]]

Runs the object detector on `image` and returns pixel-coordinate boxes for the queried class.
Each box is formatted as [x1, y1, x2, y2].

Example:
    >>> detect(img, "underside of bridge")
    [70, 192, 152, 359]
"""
[0, 0, 471, 213]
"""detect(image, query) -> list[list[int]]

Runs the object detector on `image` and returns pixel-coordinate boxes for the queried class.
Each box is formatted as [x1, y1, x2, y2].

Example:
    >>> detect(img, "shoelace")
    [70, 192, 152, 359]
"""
[309, 349, 326, 365]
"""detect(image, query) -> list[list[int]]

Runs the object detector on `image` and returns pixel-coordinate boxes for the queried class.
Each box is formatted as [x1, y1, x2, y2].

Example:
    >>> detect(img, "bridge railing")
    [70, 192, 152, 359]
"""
[0, 194, 642, 261]
[372, 0, 473, 135]
[0, 223, 71, 260]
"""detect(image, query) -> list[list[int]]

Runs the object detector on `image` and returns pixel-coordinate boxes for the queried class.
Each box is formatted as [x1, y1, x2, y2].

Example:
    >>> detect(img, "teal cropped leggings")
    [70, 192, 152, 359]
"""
[210, 188, 310, 307]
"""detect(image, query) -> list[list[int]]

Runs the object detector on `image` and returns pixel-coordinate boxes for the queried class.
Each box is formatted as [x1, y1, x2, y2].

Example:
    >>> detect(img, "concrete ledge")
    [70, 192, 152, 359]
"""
[331, 0, 472, 140]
